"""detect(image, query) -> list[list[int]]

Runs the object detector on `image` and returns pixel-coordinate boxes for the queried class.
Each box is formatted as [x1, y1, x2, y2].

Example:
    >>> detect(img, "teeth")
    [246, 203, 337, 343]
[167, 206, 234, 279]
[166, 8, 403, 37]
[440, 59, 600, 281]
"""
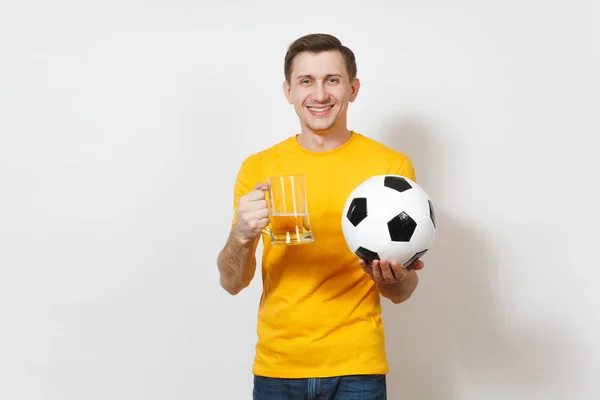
[308, 106, 332, 112]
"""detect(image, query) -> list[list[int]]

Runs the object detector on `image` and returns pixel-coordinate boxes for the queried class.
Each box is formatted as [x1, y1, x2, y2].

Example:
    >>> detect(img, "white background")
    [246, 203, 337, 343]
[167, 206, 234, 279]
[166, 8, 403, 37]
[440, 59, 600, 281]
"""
[1, 1, 599, 399]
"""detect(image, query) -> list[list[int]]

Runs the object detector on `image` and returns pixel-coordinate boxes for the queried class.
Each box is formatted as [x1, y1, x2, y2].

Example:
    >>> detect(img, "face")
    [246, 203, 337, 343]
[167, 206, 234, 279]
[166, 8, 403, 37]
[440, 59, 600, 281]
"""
[283, 50, 360, 134]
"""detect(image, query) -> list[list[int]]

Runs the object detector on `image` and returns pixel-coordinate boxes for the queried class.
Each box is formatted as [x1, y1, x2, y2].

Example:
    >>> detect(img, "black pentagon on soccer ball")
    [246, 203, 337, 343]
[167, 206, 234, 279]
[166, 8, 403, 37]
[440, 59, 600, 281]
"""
[355, 247, 380, 265]
[429, 199, 436, 228]
[384, 175, 412, 193]
[387, 211, 417, 242]
[346, 197, 367, 227]
[403, 249, 428, 267]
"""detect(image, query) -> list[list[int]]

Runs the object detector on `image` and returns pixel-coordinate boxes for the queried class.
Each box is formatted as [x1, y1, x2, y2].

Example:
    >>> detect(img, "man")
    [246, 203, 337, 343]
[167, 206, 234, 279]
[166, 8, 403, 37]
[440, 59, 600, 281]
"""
[217, 33, 425, 399]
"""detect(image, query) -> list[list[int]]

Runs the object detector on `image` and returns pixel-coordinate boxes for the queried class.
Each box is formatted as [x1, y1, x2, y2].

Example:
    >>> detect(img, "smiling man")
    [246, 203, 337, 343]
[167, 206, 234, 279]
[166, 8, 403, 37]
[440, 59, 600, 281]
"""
[217, 33, 424, 400]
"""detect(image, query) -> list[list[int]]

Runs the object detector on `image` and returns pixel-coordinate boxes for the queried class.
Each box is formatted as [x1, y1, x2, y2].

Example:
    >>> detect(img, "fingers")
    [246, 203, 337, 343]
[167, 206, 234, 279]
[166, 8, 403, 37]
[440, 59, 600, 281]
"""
[375, 260, 398, 284]
[237, 210, 270, 237]
[234, 182, 271, 240]
[245, 190, 267, 202]
[358, 258, 419, 284]
[247, 208, 269, 220]
[371, 260, 384, 282]
[390, 262, 407, 280]
[238, 207, 269, 228]
[253, 182, 269, 191]
[254, 216, 270, 230]
[358, 259, 387, 283]
[242, 183, 270, 208]
[240, 183, 270, 211]
[358, 259, 375, 280]
[240, 199, 268, 212]
[407, 259, 425, 271]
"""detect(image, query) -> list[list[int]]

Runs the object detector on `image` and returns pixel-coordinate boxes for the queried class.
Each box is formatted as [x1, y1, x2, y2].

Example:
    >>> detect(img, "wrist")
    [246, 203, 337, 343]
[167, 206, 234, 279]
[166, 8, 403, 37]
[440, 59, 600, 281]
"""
[232, 224, 257, 247]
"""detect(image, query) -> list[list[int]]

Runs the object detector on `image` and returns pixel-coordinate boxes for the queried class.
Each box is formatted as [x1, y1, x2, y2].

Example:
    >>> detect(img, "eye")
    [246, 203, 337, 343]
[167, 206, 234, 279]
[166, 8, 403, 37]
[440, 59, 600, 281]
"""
[328, 78, 340, 83]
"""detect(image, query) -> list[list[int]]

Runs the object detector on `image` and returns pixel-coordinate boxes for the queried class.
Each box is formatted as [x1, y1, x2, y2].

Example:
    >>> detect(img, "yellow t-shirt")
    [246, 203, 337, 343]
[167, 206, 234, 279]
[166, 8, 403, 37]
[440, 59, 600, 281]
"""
[231, 131, 416, 379]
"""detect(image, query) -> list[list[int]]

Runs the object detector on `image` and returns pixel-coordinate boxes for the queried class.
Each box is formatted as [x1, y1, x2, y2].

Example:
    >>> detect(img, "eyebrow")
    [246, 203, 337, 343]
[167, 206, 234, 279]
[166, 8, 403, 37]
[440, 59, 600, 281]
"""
[296, 74, 343, 81]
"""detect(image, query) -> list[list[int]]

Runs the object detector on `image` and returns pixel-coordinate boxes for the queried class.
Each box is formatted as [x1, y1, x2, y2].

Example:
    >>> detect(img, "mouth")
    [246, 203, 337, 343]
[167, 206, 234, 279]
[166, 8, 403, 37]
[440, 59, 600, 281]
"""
[306, 105, 334, 116]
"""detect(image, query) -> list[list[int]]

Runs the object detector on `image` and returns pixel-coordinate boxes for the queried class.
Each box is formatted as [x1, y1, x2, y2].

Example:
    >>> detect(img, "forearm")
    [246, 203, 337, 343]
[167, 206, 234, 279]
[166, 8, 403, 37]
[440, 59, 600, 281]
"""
[377, 270, 419, 304]
[217, 225, 258, 295]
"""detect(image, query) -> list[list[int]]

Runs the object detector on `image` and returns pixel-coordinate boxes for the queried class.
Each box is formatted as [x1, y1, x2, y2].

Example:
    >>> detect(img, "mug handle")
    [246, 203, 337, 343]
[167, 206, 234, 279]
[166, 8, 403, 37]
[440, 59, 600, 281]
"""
[261, 181, 273, 238]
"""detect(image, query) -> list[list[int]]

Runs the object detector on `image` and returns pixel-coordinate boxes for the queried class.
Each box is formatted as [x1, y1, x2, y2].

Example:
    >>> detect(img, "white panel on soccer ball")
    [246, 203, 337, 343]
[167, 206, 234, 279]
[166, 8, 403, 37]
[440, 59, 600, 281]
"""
[380, 182, 431, 224]
[354, 214, 392, 254]
[399, 190, 431, 223]
[362, 183, 400, 221]
[378, 240, 415, 266]
[410, 218, 436, 252]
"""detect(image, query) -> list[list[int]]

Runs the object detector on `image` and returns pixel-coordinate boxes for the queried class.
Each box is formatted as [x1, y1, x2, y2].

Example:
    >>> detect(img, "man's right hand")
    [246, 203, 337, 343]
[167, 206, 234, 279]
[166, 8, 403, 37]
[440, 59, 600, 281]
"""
[234, 182, 270, 244]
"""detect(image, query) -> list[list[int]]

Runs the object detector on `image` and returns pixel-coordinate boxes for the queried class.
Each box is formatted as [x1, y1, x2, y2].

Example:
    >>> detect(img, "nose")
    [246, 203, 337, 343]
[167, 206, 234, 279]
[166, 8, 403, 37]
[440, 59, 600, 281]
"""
[312, 82, 329, 103]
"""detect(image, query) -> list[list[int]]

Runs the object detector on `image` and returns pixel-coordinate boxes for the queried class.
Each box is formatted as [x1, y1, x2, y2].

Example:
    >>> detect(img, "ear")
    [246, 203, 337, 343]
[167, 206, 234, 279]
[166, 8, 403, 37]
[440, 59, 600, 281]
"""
[282, 81, 293, 104]
[349, 78, 361, 103]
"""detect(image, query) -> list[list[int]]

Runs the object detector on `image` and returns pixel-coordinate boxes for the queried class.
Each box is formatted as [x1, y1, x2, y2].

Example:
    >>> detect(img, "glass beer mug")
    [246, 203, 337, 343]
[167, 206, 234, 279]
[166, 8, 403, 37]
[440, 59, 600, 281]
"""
[262, 174, 314, 246]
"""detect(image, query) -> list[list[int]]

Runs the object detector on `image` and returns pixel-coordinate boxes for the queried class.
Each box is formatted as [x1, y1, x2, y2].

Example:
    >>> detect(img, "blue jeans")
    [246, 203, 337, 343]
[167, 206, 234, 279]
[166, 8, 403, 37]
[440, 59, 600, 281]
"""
[253, 374, 387, 400]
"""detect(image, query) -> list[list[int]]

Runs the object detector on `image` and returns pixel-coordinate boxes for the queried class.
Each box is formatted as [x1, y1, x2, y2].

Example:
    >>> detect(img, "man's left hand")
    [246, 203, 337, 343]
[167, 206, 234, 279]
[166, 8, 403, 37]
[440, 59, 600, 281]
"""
[358, 259, 424, 285]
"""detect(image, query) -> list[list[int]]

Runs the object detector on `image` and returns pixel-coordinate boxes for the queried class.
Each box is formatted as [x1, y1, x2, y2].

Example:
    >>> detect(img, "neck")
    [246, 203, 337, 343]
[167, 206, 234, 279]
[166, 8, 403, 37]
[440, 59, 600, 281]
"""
[296, 126, 352, 152]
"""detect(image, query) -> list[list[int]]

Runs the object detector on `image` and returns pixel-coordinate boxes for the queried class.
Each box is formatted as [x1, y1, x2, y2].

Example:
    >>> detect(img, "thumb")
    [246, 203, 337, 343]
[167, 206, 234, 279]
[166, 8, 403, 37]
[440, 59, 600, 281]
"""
[254, 182, 269, 191]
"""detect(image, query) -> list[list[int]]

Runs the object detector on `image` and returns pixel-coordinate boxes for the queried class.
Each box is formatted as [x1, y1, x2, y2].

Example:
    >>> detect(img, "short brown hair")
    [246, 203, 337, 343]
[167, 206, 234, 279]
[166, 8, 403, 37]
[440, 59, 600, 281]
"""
[284, 33, 357, 83]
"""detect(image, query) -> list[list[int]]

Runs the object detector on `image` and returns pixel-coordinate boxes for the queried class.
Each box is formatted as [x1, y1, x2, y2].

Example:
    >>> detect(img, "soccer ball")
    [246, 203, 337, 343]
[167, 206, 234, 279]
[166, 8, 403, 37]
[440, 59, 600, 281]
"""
[341, 175, 436, 268]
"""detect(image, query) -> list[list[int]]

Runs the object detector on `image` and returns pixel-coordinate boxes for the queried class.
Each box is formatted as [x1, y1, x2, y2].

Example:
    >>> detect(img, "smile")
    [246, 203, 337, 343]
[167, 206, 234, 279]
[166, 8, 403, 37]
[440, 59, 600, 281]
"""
[307, 105, 334, 114]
